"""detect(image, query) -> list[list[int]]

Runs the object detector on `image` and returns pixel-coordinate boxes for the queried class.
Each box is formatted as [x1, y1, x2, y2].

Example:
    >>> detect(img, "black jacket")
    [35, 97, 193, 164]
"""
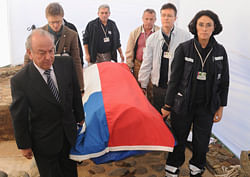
[10, 56, 84, 155]
[64, 19, 84, 66]
[83, 18, 121, 63]
[165, 37, 229, 114]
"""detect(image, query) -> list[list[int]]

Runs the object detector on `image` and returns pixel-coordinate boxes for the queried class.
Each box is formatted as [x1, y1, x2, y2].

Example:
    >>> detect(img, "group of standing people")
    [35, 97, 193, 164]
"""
[9, 2, 229, 177]
[126, 3, 229, 177]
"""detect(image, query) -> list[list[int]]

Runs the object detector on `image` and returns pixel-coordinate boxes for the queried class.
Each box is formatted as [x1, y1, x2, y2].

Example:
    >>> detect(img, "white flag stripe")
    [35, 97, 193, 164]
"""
[82, 64, 102, 104]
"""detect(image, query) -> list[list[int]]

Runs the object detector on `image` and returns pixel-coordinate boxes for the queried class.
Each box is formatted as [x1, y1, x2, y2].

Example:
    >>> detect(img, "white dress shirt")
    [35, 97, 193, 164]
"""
[33, 62, 59, 90]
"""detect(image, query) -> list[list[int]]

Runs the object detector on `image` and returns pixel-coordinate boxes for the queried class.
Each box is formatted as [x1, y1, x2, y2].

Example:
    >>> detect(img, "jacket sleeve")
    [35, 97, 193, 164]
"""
[138, 38, 153, 88]
[219, 47, 230, 106]
[9, 77, 32, 149]
[70, 32, 84, 90]
[113, 22, 122, 49]
[83, 23, 91, 45]
[165, 44, 185, 106]
[125, 31, 136, 69]
[71, 59, 85, 123]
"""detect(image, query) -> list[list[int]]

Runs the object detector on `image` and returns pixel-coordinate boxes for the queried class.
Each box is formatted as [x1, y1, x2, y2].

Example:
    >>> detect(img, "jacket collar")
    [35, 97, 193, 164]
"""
[141, 25, 156, 33]
[194, 36, 217, 50]
[157, 26, 177, 41]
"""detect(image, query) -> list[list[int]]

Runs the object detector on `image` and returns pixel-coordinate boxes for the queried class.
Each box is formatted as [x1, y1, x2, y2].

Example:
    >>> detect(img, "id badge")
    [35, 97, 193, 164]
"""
[197, 71, 207, 80]
[163, 52, 171, 59]
[104, 37, 110, 43]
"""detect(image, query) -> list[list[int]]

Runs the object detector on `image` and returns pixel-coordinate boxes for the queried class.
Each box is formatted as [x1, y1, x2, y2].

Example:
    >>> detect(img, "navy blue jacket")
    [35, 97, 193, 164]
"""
[165, 37, 229, 114]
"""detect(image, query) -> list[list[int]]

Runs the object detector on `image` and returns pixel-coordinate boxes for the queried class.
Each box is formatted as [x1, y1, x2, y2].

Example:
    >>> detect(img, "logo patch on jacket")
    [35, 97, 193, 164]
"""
[214, 56, 223, 61]
[217, 73, 221, 80]
[185, 57, 194, 63]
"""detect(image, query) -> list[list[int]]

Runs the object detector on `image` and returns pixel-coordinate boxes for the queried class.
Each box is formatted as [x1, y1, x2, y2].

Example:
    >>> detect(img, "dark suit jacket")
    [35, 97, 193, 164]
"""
[10, 56, 84, 156]
[24, 25, 84, 90]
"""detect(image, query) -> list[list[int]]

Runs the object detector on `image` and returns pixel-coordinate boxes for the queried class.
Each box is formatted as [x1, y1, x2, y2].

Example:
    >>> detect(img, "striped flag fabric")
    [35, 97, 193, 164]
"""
[70, 62, 175, 164]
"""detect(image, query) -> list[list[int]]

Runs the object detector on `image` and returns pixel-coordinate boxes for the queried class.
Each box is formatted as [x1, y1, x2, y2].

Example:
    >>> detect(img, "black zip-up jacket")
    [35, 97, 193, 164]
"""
[83, 18, 121, 63]
[165, 37, 229, 114]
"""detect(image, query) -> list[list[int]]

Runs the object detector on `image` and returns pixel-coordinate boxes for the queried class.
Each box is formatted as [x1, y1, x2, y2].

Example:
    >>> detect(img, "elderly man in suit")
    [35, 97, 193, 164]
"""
[10, 29, 85, 177]
[24, 2, 84, 92]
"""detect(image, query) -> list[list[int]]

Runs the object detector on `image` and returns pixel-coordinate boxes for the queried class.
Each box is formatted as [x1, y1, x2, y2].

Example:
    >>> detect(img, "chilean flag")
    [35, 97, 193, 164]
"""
[70, 62, 175, 164]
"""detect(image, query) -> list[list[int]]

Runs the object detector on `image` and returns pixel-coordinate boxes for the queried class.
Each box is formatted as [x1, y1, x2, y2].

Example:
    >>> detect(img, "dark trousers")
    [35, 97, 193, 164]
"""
[34, 136, 77, 177]
[152, 86, 167, 113]
[166, 104, 214, 169]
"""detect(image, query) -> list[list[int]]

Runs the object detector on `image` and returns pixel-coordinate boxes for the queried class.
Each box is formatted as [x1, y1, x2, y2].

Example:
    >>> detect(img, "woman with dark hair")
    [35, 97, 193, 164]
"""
[161, 10, 229, 177]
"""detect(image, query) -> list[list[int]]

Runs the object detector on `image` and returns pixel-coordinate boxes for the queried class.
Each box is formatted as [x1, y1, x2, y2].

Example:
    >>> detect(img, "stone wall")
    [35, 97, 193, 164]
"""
[0, 65, 22, 140]
[0, 105, 14, 140]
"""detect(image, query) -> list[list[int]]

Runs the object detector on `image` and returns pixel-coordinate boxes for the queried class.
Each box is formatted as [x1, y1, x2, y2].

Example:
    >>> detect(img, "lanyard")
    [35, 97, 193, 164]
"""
[55, 38, 60, 53]
[162, 27, 174, 52]
[101, 24, 108, 38]
[194, 41, 213, 71]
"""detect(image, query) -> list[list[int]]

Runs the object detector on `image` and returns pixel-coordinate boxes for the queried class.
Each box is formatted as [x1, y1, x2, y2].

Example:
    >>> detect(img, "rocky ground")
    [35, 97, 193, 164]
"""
[0, 141, 213, 177]
[0, 65, 248, 177]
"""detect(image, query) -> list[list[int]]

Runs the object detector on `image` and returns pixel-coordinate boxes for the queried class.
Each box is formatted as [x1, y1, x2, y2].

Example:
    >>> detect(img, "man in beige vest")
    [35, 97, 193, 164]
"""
[126, 9, 159, 102]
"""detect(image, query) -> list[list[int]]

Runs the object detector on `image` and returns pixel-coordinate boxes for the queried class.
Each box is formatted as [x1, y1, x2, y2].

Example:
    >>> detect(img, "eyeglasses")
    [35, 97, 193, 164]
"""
[197, 22, 213, 28]
[161, 14, 175, 18]
[48, 20, 62, 25]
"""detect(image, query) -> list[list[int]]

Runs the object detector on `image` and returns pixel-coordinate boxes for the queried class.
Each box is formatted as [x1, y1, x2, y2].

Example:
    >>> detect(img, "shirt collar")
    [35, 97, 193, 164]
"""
[161, 26, 175, 36]
[48, 25, 63, 36]
[142, 25, 155, 33]
[33, 62, 54, 75]
[98, 18, 109, 26]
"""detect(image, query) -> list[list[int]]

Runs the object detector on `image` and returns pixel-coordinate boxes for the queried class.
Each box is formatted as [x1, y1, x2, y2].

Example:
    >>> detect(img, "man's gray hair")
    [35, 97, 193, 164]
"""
[143, 8, 156, 16]
[98, 4, 110, 12]
[25, 29, 54, 51]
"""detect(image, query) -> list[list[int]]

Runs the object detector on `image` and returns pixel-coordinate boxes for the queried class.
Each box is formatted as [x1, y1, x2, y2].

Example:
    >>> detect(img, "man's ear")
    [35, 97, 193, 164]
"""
[26, 49, 33, 60]
[174, 16, 177, 22]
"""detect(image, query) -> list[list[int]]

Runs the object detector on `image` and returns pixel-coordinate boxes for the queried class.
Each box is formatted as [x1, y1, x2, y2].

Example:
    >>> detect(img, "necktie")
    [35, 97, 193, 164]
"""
[44, 69, 61, 102]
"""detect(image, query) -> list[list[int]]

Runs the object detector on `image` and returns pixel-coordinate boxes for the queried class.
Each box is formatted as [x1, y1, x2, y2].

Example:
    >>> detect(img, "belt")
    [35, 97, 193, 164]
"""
[153, 84, 168, 89]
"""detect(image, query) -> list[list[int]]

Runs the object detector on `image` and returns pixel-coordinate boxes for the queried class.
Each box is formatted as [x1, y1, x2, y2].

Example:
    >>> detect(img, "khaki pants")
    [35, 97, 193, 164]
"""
[133, 59, 153, 103]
